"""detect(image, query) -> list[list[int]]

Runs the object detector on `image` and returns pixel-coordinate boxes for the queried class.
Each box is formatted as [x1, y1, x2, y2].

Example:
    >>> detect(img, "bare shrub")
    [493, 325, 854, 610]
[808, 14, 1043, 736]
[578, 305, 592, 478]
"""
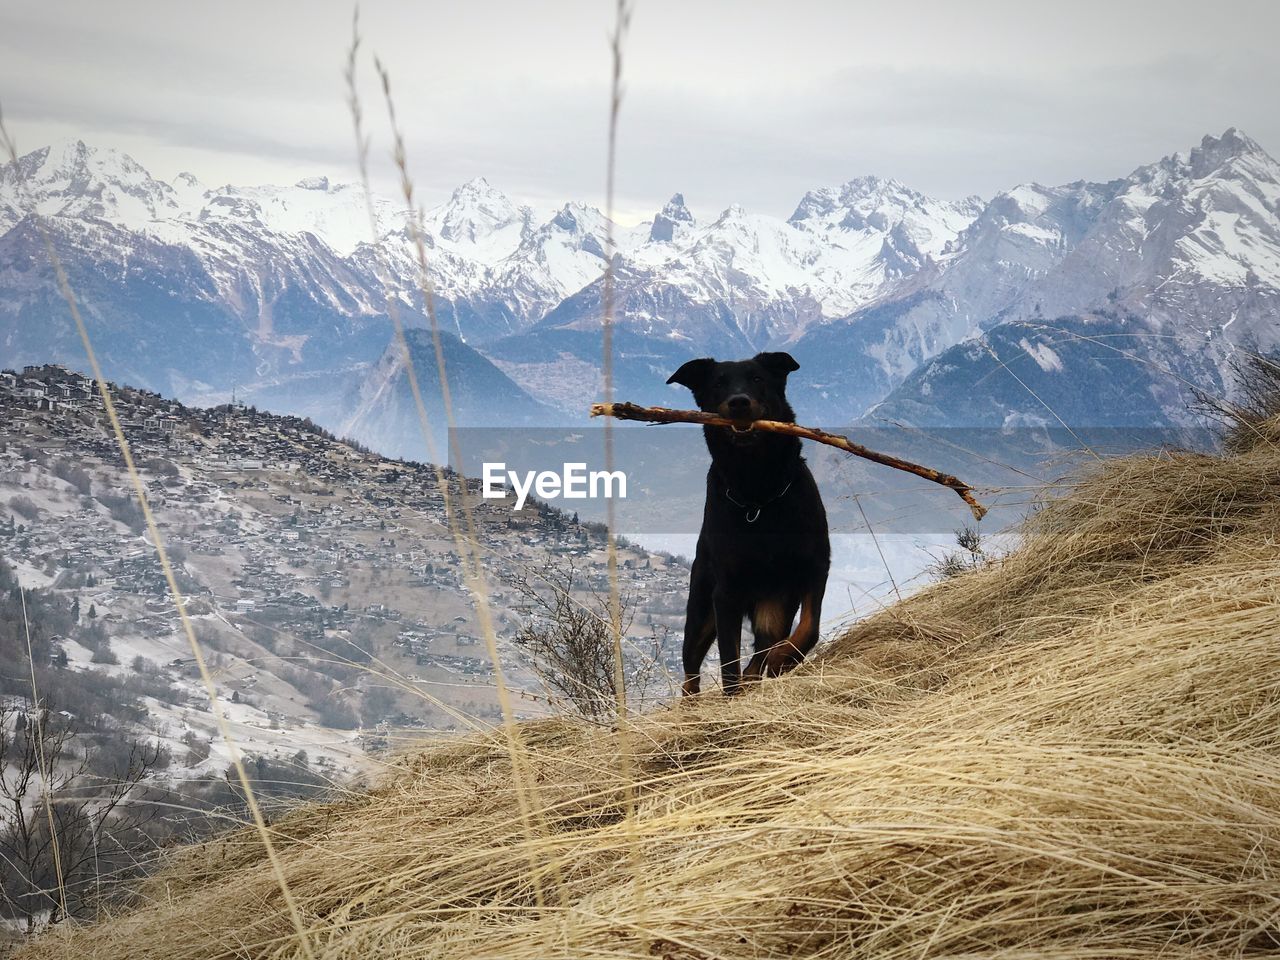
[1193, 352, 1280, 453]
[313, 697, 358, 729]
[143, 457, 180, 478]
[182, 730, 211, 767]
[97, 492, 145, 534]
[89, 641, 119, 665]
[929, 525, 991, 580]
[0, 704, 165, 932]
[509, 560, 667, 722]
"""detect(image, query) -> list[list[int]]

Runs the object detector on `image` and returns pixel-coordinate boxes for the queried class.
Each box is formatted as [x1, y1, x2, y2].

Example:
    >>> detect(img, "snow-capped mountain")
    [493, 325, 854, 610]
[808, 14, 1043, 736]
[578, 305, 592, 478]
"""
[201, 175, 401, 257]
[484, 178, 984, 412]
[0, 141, 394, 255]
[0, 148, 394, 396]
[488, 201, 614, 325]
[423, 176, 533, 257]
[790, 128, 1280, 426]
[646, 192, 696, 244]
[610, 177, 981, 331]
[788, 176, 984, 311]
[0, 141, 186, 231]
[0, 141, 540, 431]
[0, 137, 983, 423]
[3, 130, 1278, 453]
[0, 141, 982, 341]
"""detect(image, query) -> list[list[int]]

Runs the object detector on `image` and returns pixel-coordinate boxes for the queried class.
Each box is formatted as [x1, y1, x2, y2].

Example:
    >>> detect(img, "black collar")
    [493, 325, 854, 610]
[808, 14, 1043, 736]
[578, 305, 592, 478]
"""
[719, 469, 795, 523]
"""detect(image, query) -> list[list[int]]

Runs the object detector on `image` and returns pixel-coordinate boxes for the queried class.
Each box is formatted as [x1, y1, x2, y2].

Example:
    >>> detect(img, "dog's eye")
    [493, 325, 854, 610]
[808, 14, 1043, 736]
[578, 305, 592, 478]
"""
[752, 375, 764, 383]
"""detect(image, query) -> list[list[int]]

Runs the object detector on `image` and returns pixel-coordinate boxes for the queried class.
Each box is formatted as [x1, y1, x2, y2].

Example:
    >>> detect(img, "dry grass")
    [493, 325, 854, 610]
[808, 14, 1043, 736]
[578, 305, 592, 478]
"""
[22, 418, 1280, 959]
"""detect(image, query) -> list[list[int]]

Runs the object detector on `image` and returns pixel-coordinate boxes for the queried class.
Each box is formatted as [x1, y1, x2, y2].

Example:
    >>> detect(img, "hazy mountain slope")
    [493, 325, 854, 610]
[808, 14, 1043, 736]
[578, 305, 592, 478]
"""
[0, 216, 266, 391]
[249, 328, 562, 461]
[862, 310, 1223, 430]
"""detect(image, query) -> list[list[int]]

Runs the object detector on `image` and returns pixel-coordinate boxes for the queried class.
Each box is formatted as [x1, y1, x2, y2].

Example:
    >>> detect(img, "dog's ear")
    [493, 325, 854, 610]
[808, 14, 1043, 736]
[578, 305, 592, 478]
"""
[754, 352, 800, 380]
[667, 358, 716, 391]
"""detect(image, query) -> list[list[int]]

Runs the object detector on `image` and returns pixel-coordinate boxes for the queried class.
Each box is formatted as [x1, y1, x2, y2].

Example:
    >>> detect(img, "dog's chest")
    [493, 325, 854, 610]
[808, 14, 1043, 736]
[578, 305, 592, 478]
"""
[705, 501, 818, 575]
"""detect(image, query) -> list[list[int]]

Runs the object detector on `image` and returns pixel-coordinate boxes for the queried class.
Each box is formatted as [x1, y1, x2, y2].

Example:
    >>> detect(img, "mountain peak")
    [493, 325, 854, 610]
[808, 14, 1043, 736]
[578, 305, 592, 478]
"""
[433, 177, 520, 245]
[649, 193, 695, 243]
[789, 177, 907, 224]
[1201, 127, 1264, 158]
[20, 139, 131, 181]
[839, 174, 903, 198]
[42, 138, 82, 162]
[41, 138, 92, 166]
[662, 193, 693, 220]
[1133, 128, 1279, 188]
[449, 176, 502, 201]
[1183, 127, 1274, 177]
[549, 201, 607, 235]
[295, 175, 331, 191]
[788, 186, 837, 223]
[1, 139, 177, 228]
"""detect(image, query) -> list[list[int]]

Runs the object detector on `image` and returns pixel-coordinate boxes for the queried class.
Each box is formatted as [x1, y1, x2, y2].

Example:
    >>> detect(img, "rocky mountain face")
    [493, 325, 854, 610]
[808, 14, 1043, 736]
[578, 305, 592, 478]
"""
[804, 129, 1280, 428]
[3, 131, 1278, 448]
[488, 180, 985, 411]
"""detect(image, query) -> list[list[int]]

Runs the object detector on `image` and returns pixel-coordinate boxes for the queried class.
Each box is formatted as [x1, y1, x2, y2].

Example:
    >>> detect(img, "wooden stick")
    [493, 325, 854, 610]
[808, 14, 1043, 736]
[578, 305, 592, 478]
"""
[589, 401, 988, 522]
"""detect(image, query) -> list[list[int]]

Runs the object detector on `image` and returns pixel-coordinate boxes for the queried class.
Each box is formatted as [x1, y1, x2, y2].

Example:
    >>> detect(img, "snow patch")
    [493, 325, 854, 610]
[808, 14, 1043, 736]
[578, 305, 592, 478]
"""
[1018, 337, 1064, 373]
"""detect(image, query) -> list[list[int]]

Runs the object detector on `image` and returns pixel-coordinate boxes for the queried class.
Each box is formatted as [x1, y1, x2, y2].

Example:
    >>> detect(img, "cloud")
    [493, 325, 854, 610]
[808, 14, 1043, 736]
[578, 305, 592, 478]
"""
[1, 0, 1278, 216]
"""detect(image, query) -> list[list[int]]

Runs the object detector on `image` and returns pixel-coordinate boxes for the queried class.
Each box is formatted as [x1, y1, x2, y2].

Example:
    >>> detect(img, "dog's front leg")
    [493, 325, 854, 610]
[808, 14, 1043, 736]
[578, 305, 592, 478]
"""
[713, 592, 745, 695]
[681, 560, 717, 696]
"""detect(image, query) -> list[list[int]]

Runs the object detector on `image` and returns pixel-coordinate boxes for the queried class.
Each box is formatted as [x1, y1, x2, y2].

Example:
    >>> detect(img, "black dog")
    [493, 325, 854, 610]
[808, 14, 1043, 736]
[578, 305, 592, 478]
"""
[667, 352, 830, 695]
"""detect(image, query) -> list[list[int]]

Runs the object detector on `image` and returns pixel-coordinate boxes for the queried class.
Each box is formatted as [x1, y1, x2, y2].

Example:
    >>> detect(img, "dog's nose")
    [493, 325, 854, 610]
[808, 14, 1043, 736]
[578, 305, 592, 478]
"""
[726, 394, 753, 416]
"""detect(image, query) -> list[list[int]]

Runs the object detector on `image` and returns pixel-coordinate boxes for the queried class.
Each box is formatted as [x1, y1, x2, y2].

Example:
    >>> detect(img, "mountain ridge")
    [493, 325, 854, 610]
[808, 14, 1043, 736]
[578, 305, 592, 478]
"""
[3, 129, 1278, 447]
[793, 127, 1280, 427]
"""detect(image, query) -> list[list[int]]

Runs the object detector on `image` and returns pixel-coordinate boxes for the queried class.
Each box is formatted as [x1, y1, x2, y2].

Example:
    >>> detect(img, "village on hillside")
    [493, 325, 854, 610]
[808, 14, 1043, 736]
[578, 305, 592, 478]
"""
[0, 364, 688, 777]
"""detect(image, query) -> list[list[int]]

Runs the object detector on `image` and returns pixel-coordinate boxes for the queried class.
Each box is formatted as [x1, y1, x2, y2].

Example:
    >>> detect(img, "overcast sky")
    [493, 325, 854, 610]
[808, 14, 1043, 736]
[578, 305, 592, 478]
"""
[2, 1, 1278, 222]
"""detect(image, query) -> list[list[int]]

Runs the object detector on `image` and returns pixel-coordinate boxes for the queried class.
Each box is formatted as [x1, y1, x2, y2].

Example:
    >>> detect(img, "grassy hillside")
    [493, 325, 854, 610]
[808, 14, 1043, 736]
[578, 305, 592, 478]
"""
[22, 416, 1280, 959]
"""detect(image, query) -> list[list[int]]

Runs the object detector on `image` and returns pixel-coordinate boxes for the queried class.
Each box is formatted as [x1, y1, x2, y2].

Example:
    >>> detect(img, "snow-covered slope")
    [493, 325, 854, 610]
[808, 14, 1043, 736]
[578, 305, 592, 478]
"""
[203, 176, 402, 257]
[488, 178, 984, 411]
[0, 140, 190, 232]
[788, 128, 1280, 425]
[606, 179, 982, 339]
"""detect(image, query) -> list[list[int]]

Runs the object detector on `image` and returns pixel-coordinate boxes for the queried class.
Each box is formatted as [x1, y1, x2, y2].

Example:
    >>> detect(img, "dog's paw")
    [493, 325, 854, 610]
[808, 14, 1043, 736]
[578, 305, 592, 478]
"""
[764, 643, 803, 677]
